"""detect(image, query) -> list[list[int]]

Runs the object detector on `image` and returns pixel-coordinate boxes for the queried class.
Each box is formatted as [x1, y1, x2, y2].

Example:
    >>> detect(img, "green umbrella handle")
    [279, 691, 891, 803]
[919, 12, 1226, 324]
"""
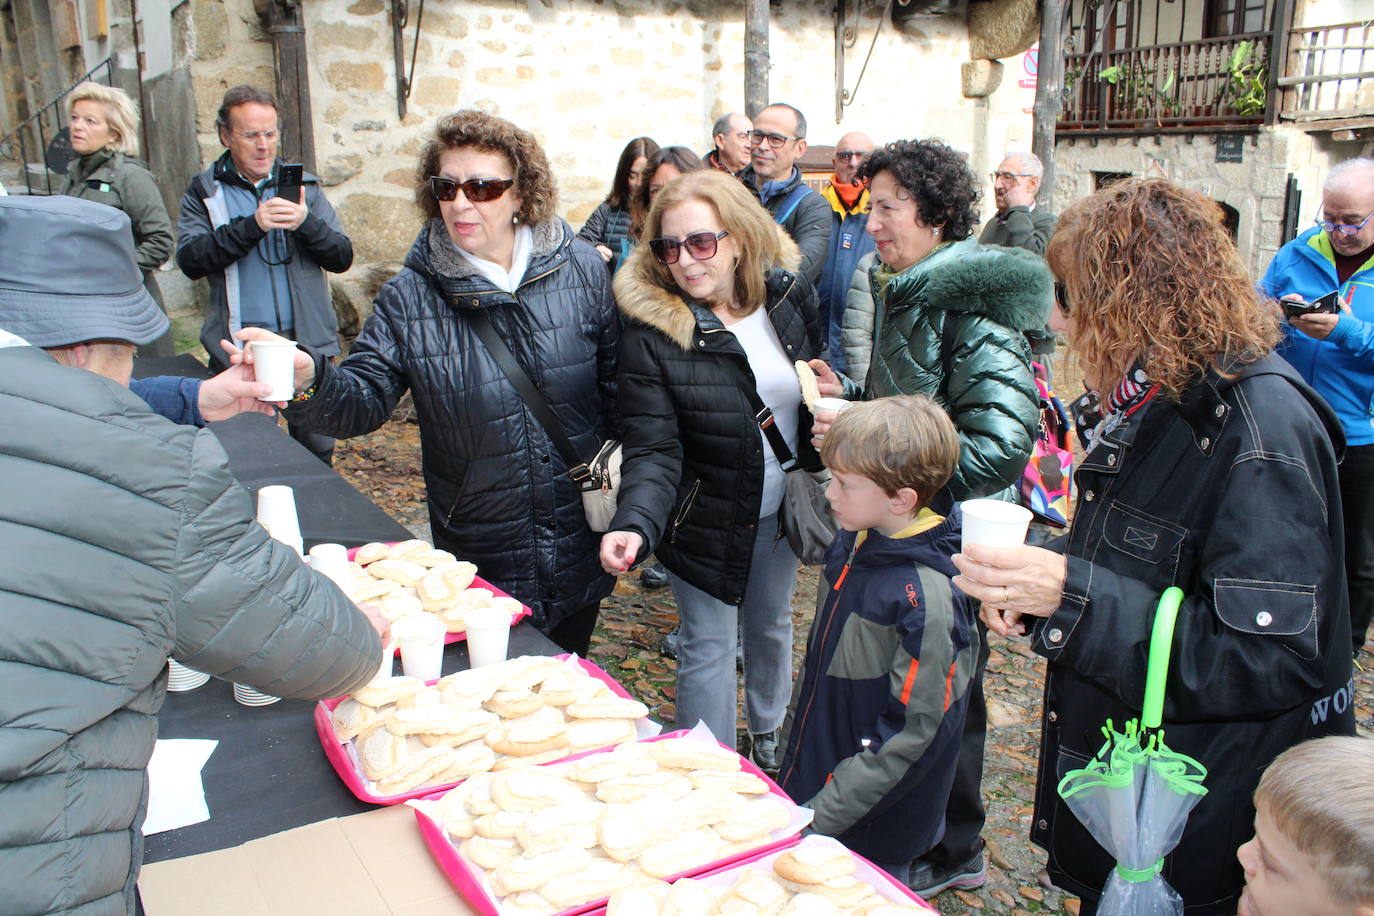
[1142, 587, 1185, 729]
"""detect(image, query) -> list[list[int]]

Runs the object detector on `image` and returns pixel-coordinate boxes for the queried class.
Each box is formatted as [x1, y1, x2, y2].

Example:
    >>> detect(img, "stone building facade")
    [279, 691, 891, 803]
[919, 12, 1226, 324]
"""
[1, 0, 1039, 332]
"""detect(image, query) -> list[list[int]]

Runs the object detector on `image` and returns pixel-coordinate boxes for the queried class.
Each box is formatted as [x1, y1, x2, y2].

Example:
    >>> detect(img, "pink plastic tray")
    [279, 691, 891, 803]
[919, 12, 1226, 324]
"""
[314, 655, 638, 805]
[656, 834, 940, 914]
[412, 729, 805, 916]
[343, 543, 531, 649]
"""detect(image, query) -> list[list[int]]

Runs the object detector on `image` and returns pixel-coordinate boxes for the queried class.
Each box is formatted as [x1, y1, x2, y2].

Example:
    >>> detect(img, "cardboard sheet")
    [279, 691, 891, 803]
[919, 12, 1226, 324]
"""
[138, 806, 477, 915]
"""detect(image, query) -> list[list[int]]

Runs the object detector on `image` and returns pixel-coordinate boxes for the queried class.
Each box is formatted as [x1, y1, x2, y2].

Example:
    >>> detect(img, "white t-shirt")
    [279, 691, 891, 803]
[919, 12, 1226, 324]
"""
[727, 306, 801, 517]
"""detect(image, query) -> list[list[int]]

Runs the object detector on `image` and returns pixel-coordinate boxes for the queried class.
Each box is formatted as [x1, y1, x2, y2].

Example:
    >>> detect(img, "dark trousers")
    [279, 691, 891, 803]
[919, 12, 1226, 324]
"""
[543, 601, 601, 657]
[1341, 443, 1374, 655]
[920, 618, 991, 867]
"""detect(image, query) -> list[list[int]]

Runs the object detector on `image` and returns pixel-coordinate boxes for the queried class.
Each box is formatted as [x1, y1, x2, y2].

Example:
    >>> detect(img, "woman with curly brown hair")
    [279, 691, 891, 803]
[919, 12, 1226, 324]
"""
[272, 109, 619, 652]
[950, 178, 1354, 915]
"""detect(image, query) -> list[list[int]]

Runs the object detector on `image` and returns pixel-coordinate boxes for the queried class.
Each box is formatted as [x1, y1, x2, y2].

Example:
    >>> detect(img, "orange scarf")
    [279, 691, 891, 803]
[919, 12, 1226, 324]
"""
[831, 175, 866, 210]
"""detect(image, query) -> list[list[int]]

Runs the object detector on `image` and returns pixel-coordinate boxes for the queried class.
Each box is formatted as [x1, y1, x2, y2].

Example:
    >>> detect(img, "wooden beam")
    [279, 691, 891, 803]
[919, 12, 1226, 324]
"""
[745, 0, 768, 118]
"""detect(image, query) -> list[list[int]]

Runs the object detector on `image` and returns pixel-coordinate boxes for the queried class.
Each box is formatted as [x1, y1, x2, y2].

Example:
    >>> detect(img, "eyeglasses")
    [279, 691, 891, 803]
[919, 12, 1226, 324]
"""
[1054, 282, 1071, 316]
[429, 176, 515, 203]
[835, 151, 870, 161]
[748, 130, 799, 149]
[1314, 210, 1374, 237]
[233, 130, 278, 142]
[991, 171, 1034, 183]
[649, 230, 729, 265]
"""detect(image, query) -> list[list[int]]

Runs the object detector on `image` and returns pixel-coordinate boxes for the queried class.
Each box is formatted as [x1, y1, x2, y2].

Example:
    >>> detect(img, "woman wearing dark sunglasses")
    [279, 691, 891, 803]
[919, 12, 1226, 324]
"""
[276, 109, 619, 655]
[598, 170, 820, 770]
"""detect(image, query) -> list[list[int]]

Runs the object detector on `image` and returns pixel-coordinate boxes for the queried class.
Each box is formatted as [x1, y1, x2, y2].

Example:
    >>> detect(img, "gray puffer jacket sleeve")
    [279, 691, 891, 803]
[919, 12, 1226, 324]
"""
[170, 428, 382, 699]
[840, 251, 880, 388]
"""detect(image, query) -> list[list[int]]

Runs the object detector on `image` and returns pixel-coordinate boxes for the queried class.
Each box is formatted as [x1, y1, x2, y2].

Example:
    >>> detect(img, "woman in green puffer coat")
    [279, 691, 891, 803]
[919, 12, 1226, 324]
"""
[816, 139, 1053, 501]
[60, 82, 175, 356]
[807, 138, 1052, 897]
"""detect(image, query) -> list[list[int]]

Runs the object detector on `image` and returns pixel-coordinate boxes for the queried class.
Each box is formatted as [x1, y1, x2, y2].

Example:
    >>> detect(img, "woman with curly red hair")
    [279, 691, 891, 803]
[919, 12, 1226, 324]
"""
[951, 178, 1355, 914]
[274, 109, 620, 653]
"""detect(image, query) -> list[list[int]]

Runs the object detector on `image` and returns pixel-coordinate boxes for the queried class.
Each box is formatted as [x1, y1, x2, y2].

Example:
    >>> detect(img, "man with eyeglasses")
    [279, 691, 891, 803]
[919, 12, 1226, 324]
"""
[737, 102, 832, 285]
[815, 132, 877, 372]
[176, 84, 353, 464]
[705, 112, 753, 174]
[1264, 156, 1374, 659]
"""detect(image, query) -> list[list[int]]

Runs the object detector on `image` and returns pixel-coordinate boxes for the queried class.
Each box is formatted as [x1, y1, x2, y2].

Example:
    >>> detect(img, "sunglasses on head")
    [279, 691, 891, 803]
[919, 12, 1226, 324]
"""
[428, 176, 515, 203]
[648, 230, 729, 265]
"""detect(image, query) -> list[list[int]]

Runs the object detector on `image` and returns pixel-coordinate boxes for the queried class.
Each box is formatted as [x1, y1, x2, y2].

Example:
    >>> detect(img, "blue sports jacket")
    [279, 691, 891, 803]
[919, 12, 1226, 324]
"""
[1261, 226, 1374, 445]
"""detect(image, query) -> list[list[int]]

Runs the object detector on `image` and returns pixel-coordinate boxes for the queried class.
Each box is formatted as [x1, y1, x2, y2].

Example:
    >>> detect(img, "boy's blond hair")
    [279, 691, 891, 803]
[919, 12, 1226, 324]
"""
[1256, 736, 1374, 906]
[820, 395, 959, 501]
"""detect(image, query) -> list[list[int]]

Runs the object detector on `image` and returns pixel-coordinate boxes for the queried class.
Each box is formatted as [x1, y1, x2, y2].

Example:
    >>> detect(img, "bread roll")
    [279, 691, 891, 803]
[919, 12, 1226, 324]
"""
[368, 558, 427, 588]
[485, 719, 570, 758]
[462, 834, 522, 869]
[499, 656, 570, 691]
[606, 882, 671, 915]
[352, 676, 426, 708]
[432, 739, 497, 781]
[662, 878, 721, 916]
[354, 542, 391, 565]
[687, 769, 771, 794]
[773, 838, 857, 885]
[638, 828, 723, 879]
[779, 875, 874, 907]
[489, 768, 588, 812]
[473, 810, 530, 840]
[385, 539, 431, 561]
[395, 686, 443, 710]
[516, 801, 604, 853]
[595, 770, 693, 803]
[356, 724, 409, 781]
[566, 717, 639, 753]
[485, 688, 544, 719]
[537, 860, 632, 908]
[648, 736, 744, 772]
[597, 802, 653, 862]
[386, 704, 470, 736]
[378, 592, 425, 621]
[411, 547, 457, 568]
[490, 846, 593, 897]
[330, 698, 387, 742]
[374, 744, 454, 795]
[715, 795, 792, 842]
[566, 696, 650, 720]
[435, 561, 479, 590]
[719, 870, 790, 915]
[569, 747, 659, 784]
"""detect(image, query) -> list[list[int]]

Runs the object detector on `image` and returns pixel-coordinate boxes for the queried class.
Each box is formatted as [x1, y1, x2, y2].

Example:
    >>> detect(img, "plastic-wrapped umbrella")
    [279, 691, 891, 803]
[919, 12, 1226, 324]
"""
[1056, 587, 1208, 916]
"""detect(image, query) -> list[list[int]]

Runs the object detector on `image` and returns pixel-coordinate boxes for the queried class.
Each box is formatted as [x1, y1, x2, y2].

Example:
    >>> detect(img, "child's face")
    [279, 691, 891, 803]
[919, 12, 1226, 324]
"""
[826, 469, 914, 534]
[1238, 804, 1361, 916]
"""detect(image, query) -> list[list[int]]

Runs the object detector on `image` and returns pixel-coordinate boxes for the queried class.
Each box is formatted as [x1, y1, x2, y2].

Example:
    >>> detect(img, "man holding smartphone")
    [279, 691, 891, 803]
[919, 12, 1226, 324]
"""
[175, 84, 352, 464]
[1263, 156, 1374, 658]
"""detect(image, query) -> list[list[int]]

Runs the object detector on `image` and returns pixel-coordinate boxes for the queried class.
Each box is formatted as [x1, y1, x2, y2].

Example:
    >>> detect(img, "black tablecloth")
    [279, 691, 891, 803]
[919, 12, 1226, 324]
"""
[144, 625, 559, 863]
[207, 412, 409, 549]
[132, 354, 215, 381]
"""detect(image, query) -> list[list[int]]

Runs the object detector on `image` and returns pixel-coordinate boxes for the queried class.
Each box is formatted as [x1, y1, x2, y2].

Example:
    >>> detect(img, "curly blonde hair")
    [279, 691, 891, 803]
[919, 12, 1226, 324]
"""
[414, 110, 558, 225]
[1046, 178, 1280, 398]
[638, 170, 782, 315]
[67, 82, 140, 156]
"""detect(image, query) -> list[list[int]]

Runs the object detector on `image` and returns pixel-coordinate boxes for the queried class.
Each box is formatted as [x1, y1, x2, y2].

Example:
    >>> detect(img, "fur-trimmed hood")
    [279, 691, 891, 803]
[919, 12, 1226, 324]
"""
[885, 236, 1053, 332]
[614, 227, 803, 350]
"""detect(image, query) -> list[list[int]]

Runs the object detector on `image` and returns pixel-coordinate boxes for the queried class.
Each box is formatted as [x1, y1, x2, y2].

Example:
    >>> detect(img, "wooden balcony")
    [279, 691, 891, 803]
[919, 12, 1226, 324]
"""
[1059, 32, 1274, 134]
[1279, 21, 1374, 133]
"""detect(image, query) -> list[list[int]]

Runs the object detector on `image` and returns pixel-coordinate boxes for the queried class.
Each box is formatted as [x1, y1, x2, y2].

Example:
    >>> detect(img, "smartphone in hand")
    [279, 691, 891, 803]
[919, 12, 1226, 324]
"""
[274, 163, 304, 204]
[1282, 290, 1340, 320]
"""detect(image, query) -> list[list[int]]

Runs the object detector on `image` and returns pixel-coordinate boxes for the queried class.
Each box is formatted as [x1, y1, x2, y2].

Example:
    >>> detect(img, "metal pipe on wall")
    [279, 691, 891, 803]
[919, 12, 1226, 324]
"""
[265, 0, 315, 173]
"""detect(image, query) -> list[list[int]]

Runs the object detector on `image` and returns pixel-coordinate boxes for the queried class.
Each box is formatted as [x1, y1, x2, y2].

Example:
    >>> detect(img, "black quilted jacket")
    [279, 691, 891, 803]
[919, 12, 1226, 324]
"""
[609, 235, 820, 604]
[287, 219, 619, 629]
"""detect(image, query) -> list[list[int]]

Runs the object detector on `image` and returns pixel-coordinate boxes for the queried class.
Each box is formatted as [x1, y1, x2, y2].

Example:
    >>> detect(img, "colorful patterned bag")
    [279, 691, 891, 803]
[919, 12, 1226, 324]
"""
[1021, 361, 1074, 527]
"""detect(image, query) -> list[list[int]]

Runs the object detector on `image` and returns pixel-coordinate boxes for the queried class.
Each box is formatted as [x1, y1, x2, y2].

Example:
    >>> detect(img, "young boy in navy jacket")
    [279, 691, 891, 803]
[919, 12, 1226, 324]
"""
[778, 395, 980, 885]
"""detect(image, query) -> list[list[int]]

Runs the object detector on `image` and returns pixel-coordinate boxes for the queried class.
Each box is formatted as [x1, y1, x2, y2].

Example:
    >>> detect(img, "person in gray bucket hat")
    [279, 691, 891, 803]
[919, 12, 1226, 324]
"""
[0, 194, 386, 916]
[0, 195, 283, 424]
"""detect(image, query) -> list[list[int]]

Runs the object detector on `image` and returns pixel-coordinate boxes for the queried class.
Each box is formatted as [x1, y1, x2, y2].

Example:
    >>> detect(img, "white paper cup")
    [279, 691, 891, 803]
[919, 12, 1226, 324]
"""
[464, 605, 511, 669]
[961, 498, 1034, 547]
[248, 340, 298, 402]
[308, 542, 351, 587]
[812, 396, 853, 419]
[394, 614, 446, 681]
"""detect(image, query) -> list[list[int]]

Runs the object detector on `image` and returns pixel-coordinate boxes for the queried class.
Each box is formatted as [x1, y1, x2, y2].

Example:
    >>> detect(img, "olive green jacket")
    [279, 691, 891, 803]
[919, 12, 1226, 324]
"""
[60, 149, 173, 304]
[862, 237, 1053, 499]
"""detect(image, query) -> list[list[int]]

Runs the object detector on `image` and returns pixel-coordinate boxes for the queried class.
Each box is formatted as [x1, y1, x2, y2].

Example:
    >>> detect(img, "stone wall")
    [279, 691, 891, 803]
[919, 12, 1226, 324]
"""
[1051, 127, 1367, 279]
[181, 0, 1037, 320]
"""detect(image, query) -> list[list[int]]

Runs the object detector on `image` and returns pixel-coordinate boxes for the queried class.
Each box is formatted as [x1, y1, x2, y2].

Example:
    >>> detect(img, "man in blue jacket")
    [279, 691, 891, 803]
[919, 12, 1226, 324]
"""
[1262, 156, 1374, 658]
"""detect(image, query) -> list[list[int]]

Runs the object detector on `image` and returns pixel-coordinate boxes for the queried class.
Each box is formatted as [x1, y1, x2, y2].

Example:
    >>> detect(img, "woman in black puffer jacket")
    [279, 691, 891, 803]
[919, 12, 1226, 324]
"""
[577, 136, 658, 272]
[600, 170, 820, 769]
[282, 110, 619, 653]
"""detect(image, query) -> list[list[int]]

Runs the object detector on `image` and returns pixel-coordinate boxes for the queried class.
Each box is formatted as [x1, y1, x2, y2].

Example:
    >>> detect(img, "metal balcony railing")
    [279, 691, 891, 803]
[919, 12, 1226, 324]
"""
[0, 58, 115, 195]
[1060, 33, 1273, 132]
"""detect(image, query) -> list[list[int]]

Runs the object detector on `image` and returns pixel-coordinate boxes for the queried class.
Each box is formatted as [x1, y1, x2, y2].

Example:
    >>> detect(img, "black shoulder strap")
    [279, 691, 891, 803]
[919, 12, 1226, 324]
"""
[712, 352, 798, 472]
[467, 307, 593, 482]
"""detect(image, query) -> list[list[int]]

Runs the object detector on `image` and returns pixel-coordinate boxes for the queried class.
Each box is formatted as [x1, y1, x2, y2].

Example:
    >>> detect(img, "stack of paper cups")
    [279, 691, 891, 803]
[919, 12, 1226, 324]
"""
[307, 542, 352, 589]
[232, 683, 281, 707]
[256, 485, 303, 557]
[166, 659, 210, 692]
